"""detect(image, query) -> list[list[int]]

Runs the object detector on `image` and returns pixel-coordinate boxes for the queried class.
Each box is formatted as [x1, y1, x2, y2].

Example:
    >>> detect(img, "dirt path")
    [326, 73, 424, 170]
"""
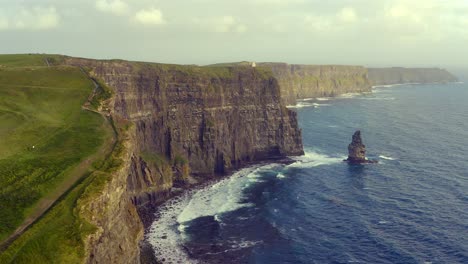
[0, 72, 117, 252]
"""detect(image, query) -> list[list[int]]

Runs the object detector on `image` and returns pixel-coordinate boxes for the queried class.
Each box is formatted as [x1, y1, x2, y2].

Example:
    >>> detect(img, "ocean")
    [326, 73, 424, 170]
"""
[147, 83, 468, 264]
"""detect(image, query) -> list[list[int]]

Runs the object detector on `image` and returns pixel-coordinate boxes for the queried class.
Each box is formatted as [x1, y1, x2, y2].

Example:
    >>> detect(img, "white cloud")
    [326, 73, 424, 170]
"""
[0, 6, 60, 31]
[305, 7, 358, 32]
[380, 1, 436, 37]
[134, 8, 166, 26]
[338, 7, 358, 23]
[304, 15, 332, 32]
[216, 16, 247, 33]
[194, 16, 247, 33]
[0, 16, 8, 30]
[96, 0, 129, 16]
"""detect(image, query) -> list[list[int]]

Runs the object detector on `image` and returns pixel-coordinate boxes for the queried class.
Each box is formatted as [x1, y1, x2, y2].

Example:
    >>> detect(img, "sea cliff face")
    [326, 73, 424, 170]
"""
[64, 57, 303, 263]
[368, 67, 458, 85]
[260, 63, 372, 104]
[81, 125, 143, 264]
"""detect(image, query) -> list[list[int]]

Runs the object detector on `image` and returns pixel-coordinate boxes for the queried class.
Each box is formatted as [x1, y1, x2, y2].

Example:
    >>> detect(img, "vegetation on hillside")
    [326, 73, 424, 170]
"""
[0, 64, 107, 241]
[0, 54, 63, 67]
[0, 54, 135, 263]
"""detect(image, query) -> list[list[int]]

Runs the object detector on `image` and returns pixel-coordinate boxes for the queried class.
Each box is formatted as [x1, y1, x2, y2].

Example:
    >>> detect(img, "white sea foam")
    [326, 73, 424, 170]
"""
[177, 167, 258, 224]
[288, 150, 345, 168]
[372, 82, 422, 89]
[148, 164, 287, 263]
[337, 92, 361, 99]
[147, 193, 196, 263]
[287, 102, 330, 109]
[360, 97, 396, 101]
[379, 155, 395, 160]
[276, 172, 287, 179]
[148, 152, 344, 262]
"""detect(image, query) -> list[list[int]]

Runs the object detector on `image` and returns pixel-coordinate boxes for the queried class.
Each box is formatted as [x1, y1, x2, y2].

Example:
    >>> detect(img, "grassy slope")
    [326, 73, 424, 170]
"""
[0, 54, 63, 67]
[0, 55, 105, 241]
[0, 54, 126, 264]
[0, 118, 127, 264]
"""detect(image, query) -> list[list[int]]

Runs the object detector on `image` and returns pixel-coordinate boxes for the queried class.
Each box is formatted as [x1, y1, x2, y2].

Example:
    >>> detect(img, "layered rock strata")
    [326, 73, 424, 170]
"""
[64, 57, 304, 263]
[260, 63, 372, 104]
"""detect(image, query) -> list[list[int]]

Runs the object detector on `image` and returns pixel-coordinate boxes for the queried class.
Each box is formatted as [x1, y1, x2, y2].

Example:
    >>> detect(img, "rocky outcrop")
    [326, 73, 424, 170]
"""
[63, 57, 304, 263]
[345, 131, 377, 164]
[368, 67, 458, 85]
[260, 63, 372, 104]
[82, 125, 143, 264]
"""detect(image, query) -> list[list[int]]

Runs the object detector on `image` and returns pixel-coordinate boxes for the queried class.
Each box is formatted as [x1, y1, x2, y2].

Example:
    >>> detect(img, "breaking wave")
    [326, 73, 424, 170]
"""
[379, 155, 396, 160]
[287, 102, 330, 109]
[288, 150, 346, 168]
[147, 150, 345, 263]
[147, 164, 282, 263]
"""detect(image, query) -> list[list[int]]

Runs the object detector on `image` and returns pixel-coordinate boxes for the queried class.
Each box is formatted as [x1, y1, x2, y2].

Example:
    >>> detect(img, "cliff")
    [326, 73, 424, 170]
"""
[368, 67, 458, 85]
[64, 57, 304, 263]
[259, 63, 372, 104]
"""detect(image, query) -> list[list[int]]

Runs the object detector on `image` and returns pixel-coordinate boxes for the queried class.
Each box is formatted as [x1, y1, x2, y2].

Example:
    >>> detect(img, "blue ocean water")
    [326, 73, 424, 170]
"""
[148, 83, 468, 264]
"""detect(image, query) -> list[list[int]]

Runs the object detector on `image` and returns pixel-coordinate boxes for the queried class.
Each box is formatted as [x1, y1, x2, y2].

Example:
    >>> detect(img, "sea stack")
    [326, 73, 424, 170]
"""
[346, 130, 377, 164]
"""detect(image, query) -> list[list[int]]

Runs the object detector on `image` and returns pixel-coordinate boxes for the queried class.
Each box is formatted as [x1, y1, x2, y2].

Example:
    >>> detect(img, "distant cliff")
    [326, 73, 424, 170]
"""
[368, 67, 458, 85]
[260, 63, 372, 104]
[64, 57, 303, 263]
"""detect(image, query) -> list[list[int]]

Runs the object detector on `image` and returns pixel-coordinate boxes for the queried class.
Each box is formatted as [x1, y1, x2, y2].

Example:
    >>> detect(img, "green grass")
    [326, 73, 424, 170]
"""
[88, 78, 113, 110]
[0, 123, 126, 264]
[0, 54, 63, 67]
[0, 175, 96, 264]
[0, 66, 105, 241]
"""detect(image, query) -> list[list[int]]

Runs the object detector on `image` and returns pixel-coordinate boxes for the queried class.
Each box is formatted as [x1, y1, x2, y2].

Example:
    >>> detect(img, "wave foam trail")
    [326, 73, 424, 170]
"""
[177, 164, 281, 224]
[288, 150, 345, 168]
[287, 102, 330, 109]
[338, 92, 361, 99]
[176, 168, 255, 224]
[372, 83, 421, 89]
[147, 194, 195, 263]
[148, 165, 279, 263]
[276, 172, 286, 179]
[360, 97, 396, 101]
[379, 155, 395, 160]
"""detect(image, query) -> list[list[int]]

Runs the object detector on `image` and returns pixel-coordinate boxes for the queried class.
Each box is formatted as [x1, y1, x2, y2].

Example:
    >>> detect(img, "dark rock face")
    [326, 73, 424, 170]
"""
[64, 57, 304, 263]
[346, 131, 377, 164]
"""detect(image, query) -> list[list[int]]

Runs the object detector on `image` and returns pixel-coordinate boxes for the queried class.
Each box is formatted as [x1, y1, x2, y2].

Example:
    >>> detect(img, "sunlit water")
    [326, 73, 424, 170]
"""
[147, 83, 468, 264]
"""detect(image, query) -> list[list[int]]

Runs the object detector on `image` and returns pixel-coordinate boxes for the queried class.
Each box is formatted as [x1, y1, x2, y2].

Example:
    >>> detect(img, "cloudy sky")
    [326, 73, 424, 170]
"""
[1, 0, 468, 68]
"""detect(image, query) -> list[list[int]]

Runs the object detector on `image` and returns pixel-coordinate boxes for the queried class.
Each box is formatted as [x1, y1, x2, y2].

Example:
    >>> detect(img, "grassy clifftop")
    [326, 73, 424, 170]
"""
[0, 54, 117, 263]
[0, 54, 63, 67]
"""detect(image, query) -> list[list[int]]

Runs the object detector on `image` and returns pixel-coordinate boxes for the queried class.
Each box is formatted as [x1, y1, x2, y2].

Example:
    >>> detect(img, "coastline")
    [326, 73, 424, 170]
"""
[138, 157, 296, 264]
[371, 81, 463, 89]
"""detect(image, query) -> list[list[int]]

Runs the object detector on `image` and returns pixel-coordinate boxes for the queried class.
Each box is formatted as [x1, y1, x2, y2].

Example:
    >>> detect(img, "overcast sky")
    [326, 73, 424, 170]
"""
[1, 0, 467, 68]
